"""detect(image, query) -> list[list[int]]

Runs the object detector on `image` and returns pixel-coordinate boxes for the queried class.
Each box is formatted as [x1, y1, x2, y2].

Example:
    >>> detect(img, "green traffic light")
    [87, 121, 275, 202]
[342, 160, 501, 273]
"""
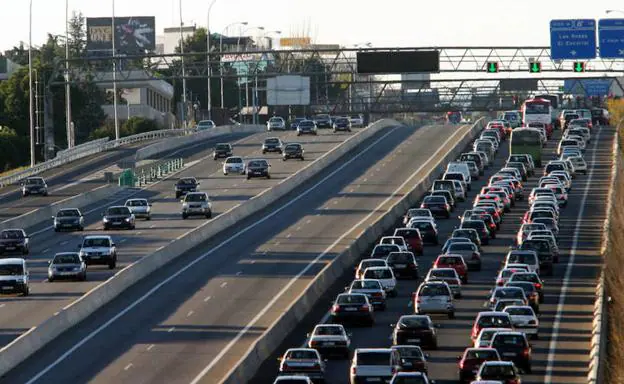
[530, 62, 541, 73]
[487, 62, 498, 73]
[574, 62, 585, 72]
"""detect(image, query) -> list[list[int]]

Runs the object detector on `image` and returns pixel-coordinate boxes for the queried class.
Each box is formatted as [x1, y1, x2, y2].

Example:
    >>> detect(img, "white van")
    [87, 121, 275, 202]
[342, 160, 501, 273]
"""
[446, 162, 472, 186]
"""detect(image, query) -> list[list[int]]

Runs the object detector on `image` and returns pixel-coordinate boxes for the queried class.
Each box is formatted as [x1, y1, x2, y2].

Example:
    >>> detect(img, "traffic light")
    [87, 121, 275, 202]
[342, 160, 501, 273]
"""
[486, 62, 499, 73]
[529, 62, 541, 73]
[573, 62, 586, 72]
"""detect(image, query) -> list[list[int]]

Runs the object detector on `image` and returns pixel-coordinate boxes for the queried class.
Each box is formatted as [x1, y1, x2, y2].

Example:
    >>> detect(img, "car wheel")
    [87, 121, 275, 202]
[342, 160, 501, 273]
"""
[22, 248, 29, 255]
[213, 157, 217, 160]
[462, 276, 468, 284]
[54, 227, 59, 233]
[267, 174, 271, 179]
[108, 260, 116, 270]
[455, 293, 462, 299]
[525, 365, 532, 374]
[246, 175, 251, 180]
[22, 287, 29, 296]
[448, 312, 455, 319]
[146, 215, 151, 221]
[81, 273, 87, 281]
[48, 277, 54, 282]
[206, 211, 212, 219]
[175, 192, 181, 199]
[262, 150, 266, 154]
[282, 158, 286, 161]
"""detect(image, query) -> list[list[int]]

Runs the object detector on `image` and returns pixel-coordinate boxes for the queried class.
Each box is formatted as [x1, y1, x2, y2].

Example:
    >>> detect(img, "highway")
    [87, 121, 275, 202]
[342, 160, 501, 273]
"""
[0, 126, 361, 349]
[0, 123, 475, 384]
[248, 124, 614, 384]
[0, 133, 250, 222]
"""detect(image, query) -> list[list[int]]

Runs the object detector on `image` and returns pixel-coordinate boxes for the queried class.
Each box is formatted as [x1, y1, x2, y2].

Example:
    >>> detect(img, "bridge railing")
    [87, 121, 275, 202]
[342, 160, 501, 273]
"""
[0, 128, 197, 188]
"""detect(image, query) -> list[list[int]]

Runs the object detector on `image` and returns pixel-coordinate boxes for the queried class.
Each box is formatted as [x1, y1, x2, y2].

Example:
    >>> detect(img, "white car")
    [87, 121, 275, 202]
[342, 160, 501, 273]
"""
[567, 156, 587, 175]
[474, 327, 514, 348]
[124, 198, 151, 220]
[403, 208, 433, 225]
[222, 156, 246, 175]
[267, 116, 286, 131]
[349, 114, 365, 127]
[307, 323, 351, 358]
[503, 305, 539, 339]
[452, 180, 466, 201]
[355, 259, 389, 279]
[78, 235, 117, 269]
[196, 120, 215, 130]
[361, 266, 397, 297]
[379, 236, 408, 252]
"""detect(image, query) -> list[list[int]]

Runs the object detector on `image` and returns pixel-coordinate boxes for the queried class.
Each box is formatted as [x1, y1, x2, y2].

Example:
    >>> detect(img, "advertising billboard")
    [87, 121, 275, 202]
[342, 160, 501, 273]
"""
[86, 16, 156, 53]
[266, 76, 311, 106]
[279, 37, 311, 47]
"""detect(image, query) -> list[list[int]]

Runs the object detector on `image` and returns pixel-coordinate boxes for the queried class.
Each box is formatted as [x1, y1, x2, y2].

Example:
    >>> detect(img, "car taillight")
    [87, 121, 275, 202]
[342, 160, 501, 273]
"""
[523, 348, 530, 357]
[459, 359, 465, 369]
[360, 305, 370, 312]
[332, 304, 340, 312]
[310, 340, 320, 347]
[497, 279, 504, 286]
[408, 263, 417, 269]
[372, 292, 383, 297]
[528, 320, 537, 325]
[472, 253, 480, 260]
[433, 261, 439, 268]
[535, 283, 542, 289]
[351, 366, 356, 375]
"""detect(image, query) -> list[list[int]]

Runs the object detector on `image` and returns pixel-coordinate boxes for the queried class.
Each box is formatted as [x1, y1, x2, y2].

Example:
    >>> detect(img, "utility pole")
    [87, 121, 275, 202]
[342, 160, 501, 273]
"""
[111, 0, 120, 140]
[179, 0, 188, 128]
[65, 0, 73, 148]
[28, 0, 35, 167]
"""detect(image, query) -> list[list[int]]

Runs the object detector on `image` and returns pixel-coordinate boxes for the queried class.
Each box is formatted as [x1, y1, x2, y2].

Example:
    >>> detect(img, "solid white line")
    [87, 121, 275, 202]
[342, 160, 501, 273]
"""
[21, 124, 415, 384]
[543, 125, 603, 382]
[200, 125, 471, 384]
[286, 234, 292, 238]
[203, 296, 212, 302]
[235, 271, 242, 276]
[167, 327, 175, 333]
[0, 304, 5, 308]
[42, 248, 50, 254]
[146, 344, 155, 351]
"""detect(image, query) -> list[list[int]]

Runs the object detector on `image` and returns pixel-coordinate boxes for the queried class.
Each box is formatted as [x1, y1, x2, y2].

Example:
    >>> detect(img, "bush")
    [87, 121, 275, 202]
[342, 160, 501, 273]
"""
[124, 116, 161, 135]
[0, 128, 30, 172]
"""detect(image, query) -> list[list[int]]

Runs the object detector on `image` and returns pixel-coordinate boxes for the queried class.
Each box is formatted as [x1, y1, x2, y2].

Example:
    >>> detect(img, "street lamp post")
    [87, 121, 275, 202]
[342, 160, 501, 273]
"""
[605, 9, 624, 14]
[237, 26, 264, 122]
[179, 0, 188, 128]
[206, 0, 217, 121]
[111, 0, 120, 141]
[64, 0, 73, 148]
[219, 21, 248, 109]
[28, 0, 35, 167]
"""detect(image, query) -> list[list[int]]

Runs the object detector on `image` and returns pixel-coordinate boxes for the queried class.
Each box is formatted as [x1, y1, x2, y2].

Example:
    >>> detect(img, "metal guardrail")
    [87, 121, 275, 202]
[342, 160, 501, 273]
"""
[118, 158, 185, 188]
[0, 128, 197, 188]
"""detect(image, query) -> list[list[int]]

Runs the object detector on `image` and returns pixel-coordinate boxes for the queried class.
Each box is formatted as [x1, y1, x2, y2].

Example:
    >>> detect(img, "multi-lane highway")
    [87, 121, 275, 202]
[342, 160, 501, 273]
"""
[0, 133, 251, 222]
[247, 124, 613, 384]
[0, 126, 361, 349]
[0, 123, 476, 384]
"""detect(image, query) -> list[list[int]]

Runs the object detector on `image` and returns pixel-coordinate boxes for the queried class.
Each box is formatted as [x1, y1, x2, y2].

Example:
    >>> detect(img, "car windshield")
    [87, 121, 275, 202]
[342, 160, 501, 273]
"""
[420, 285, 448, 296]
[481, 364, 516, 377]
[83, 238, 111, 247]
[178, 178, 196, 185]
[314, 326, 344, 336]
[399, 317, 429, 329]
[492, 334, 525, 347]
[285, 144, 301, 150]
[126, 200, 147, 207]
[0, 264, 24, 275]
[216, 144, 230, 150]
[299, 121, 314, 127]
[0, 230, 24, 239]
[364, 269, 392, 279]
[438, 256, 462, 265]
[107, 207, 130, 215]
[410, 222, 432, 231]
[265, 138, 280, 144]
[53, 254, 81, 264]
[512, 274, 537, 283]
[373, 245, 398, 255]
[425, 196, 447, 204]
[248, 160, 268, 167]
[501, 269, 518, 278]
[57, 209, 80, 217]
[336, 118, 349, 124]
[478, 330, 500, 342]
[185, 194, 207, 202]
[337, 295, 367, 304]
[505, 307, 534, 316]
[430, 269, 455, 278]
[351, 280, 382, 290]
[25, 178, 44, 185]
[356, 352, 390, 365]
[286, 350, 317, 360]
[225, 157, 243, 164]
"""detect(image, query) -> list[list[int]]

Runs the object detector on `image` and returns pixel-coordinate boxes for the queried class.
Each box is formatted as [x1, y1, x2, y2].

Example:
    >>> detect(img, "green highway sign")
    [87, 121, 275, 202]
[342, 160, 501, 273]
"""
[487, 62, 499, 73]
[529, 62, 542, 73]
[573, 61, 586, 72]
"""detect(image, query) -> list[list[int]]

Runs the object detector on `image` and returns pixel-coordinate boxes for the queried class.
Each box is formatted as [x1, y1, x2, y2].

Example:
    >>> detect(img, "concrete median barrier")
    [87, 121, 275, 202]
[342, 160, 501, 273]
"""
[220, 119, 487, 384]
[0, 119, 402, 377]
[0, 184, 123, 233]
[134, 124, 266, 161]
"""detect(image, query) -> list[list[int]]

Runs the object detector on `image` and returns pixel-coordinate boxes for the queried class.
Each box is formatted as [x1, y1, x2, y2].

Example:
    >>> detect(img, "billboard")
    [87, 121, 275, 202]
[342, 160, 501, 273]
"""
[86, 16, 156, 53]
[357, 51, 440, 74]
[266, 76, 310, 106]
[279, 37, 311, 47]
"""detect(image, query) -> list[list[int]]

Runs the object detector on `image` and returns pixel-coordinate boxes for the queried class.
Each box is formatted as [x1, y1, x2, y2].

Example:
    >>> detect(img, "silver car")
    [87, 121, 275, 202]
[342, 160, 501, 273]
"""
[347, 279, 387, 310]
[414, 281, 455, 319]
[124, 198, 152, 220]
[222, 156, 246, 175]
[267, 116, 286, 131]
[181, 192, 212, 219]
[47, 252, 86, 282]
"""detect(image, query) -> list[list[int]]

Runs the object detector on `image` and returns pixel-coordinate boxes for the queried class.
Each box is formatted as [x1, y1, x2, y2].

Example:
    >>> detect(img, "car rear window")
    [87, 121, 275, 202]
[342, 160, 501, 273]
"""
[394, 346, 424, 358]
[356, 352, 391, 365]
[492, 334, 526, 347]
[364, 269, 393, 279]
[286, 350, 317, 360]
[419, 284, 449, 296]
[478, 315, 511, 327]
[466, 349, 498, 360]
[387, 252, 412, 262]
[352, 280, 382, 290]
[505, 307, 534, 316]
[337, 295, 367, 304]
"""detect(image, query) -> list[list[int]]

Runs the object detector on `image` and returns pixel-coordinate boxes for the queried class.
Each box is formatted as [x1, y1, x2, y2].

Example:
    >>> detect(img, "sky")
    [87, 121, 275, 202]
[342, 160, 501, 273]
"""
[0, 0, 620, 52]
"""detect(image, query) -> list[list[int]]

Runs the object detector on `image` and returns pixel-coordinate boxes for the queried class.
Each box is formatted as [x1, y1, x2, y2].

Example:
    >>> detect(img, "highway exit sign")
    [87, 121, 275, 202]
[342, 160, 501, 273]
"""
[486, 62, 499, 73]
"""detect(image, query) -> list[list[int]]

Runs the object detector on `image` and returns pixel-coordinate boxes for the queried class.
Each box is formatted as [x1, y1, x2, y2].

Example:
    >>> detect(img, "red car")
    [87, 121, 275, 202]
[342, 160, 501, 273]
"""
[458, 347, 501, 384]
[394, 228, 424, 256]
[434, 254, 468, 283]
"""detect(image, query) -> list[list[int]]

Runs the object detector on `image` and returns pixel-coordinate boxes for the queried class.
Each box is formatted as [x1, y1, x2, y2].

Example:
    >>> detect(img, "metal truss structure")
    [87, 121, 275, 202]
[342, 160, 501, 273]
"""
[46, 46, 624, 116]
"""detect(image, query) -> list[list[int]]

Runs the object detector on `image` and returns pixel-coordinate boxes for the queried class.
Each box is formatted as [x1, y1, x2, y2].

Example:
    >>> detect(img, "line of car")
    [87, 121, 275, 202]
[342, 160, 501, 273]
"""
[268, 114, 595, 384]
[268, 114, 365, 133]
[0, 130, 346, 297]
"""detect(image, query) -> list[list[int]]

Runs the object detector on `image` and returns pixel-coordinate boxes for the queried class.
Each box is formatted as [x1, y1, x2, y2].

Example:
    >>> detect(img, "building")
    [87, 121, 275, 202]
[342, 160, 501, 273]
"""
[155, 25, 197, 55]
[0, 56, 20, 81]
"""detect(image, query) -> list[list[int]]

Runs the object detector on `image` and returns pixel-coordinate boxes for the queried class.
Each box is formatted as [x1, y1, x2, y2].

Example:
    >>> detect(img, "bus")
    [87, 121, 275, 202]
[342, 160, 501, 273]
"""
[510, 128, 543, 167]
[533, 93, 561, 129]
[522, 98, 552, 133]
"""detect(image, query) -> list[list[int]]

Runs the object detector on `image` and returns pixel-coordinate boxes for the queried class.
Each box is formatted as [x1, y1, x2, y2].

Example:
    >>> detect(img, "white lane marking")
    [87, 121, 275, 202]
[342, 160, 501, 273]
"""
[204, 296, 212, 302]
[124, 363, 133, 371]
[0, 304, 5, 308]
[59, 241, 67, 246]
[150, 225, 156, 229]
[146, 344, 155, 351]
[22, 125, 414, 384]
[543, 125, 603, 381]
[305, 220, 311, 224]
[296, 226, 301, 231]
[42, 248, 50, 254]
[192, 125, 469, 383]
[119, 239, 127, 243]
[363, 178, 368, 182]
[187, 310, 194, 317]
[235, 271, 242, 276]
[168, 327, 175, 333]
[286, 234, 292, 238]
[349, 189, 354, 193]
[275, 241, 280, 246]
[136, 232, 142, 235]
[250, 260, 256, 264]
[220, 282, 228, 288]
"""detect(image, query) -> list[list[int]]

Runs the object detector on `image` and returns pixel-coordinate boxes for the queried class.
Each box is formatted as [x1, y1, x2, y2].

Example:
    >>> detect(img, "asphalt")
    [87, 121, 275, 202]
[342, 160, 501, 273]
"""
[0, 123, 477, 384]
[0, 126, 364, 351]
[0, 133, 252, 222]
[247, 124, 613, 384]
